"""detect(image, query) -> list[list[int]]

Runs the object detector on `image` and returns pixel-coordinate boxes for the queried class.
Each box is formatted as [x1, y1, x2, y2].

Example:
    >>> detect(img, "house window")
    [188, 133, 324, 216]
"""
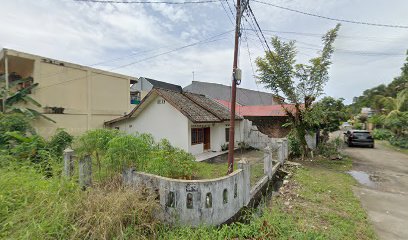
[225, 128, 230, 142]
[191, 128, 204, 145]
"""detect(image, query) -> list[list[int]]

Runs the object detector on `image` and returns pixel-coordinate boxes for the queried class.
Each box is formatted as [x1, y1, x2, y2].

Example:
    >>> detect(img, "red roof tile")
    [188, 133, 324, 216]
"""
[215, 99, 297, 117]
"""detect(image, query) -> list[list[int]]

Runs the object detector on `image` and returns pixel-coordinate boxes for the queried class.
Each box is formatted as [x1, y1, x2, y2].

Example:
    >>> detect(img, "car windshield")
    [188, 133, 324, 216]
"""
[354, 132, 370, 137]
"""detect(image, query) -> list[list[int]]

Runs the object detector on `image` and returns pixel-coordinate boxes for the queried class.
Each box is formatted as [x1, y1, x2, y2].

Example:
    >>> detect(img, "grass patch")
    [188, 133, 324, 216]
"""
[194, 161, 264, 186]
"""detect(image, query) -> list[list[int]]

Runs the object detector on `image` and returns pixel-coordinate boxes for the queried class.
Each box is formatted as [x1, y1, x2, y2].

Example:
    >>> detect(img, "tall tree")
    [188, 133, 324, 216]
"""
[256, 24, 340, 157]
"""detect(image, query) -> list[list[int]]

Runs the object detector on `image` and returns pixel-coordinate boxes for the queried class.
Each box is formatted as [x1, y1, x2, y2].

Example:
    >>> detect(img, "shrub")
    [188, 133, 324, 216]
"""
[316, 137, 342, 158]
[148, 139, 196, 179]
[47, 129, 73, 156]
[105, 133, 154, 172]
[372, 128, 394, 140]
[389, 134, 408, 149]
[288, 131, 301, 158]
[0, 113, 33, 147]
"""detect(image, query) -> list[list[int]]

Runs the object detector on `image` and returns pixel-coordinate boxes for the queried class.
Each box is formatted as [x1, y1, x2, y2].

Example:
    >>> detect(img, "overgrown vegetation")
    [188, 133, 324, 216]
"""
[74, 129, 197, 179]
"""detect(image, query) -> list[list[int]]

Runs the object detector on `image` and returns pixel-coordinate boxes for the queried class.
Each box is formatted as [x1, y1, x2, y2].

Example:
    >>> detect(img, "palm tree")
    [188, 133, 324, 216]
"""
[380, 89, 408, 115]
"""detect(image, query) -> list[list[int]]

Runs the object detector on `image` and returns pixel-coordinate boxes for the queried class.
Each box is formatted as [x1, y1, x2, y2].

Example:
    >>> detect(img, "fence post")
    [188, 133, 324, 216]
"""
[79, 155, 92, 189]
[263, 147, 272, 179]
[277, 140, 284, 164]
[282, 138, 288, 160]
[238, 159, 250, 206]
[63, 148, 74, 178]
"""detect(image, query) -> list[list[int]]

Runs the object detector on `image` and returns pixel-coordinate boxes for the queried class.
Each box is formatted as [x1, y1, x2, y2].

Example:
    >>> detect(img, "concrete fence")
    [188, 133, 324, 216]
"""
[63, 147, 286, 226]
[123, 147, 285, 226]
[63, 149, 92, 189]
[242, 119, 289, 160]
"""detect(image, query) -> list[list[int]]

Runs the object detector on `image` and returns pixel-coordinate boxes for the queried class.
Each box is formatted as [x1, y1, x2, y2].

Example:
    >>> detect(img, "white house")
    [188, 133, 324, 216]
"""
[105, 88, 243, 155]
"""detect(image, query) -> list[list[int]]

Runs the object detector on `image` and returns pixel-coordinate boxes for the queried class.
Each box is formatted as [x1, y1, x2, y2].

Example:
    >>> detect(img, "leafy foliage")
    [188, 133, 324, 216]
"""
[255, 24, 340, 157]
[0, 113, 33, 146]
[47, 129, 74, 156]
[1, 78, 55, 122]
[372, 128, 394, 140]
[384, 111, 408, 136]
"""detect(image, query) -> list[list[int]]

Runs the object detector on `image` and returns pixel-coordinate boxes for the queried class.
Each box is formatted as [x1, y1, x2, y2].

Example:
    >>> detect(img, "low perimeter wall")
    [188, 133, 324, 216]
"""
[122, 146, 287, 226]
[123, 160, 251, 226]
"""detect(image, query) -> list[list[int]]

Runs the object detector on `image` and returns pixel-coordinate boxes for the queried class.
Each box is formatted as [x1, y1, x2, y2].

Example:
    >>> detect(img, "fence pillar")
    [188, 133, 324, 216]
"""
[263, 147, 272, 179]
[79, 155, 92, 189]
[63, 148, 74, 178]
[238, 159, 250, 206]
[277, 140, 284, 164]
[282, 138, 288, 160]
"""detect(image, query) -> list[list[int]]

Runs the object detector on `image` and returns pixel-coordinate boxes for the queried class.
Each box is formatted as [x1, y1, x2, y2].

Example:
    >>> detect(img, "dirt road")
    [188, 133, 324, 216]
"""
[343, 143, 408, 240]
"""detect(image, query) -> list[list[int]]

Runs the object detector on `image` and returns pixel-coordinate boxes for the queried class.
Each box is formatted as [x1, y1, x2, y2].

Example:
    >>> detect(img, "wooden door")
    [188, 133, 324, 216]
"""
[204, 127, 211, 150]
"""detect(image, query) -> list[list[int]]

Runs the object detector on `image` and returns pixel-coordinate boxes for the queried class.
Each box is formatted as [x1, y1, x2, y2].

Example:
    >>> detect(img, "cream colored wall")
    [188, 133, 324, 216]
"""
[3, 49, 135, 138]
[111, 96, 190, 152]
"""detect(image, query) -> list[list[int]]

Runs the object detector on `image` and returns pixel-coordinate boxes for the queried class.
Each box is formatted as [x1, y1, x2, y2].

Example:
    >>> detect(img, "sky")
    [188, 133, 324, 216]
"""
[1, 0, 407, 104]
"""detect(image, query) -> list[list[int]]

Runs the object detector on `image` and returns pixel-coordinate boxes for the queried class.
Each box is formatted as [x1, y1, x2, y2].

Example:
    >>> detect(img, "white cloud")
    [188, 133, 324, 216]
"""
[0, 0, 407, 104]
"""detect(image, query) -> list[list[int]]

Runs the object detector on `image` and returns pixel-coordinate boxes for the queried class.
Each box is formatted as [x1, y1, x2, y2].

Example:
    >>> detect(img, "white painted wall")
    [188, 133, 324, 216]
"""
[111, 96, 189, 152]
[188, 120, 244, 153]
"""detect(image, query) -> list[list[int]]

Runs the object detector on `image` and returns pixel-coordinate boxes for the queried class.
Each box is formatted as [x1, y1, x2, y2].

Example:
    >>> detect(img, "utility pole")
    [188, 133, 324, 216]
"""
[227, 0, 248, 174]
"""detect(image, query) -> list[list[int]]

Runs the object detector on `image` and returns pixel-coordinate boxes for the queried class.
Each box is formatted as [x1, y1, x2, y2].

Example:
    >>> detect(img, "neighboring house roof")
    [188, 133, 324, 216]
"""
[183, 81, 283, 106]
[216, 99, 297, 117]
[144, 77, 182, 92]
[105, 88, 242, 125]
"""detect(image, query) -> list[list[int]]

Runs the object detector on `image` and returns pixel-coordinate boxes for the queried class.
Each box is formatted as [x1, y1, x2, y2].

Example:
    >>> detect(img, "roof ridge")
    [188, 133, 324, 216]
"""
[183, 92, 223, 121]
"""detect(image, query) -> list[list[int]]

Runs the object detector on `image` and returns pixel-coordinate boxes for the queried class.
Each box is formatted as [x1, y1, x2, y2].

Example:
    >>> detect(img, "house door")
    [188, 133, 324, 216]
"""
[204, 127, 211, 150]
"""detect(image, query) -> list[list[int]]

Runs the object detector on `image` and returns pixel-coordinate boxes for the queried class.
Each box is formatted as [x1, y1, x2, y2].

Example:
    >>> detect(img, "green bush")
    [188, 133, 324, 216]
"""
[372, 128, 394, 140]
[105, 133, 154, 172]
[47, 129, 74, 156]
[0, 113, 33, 147]
[389, 134, 408, 149]
[316, 137, 342, 158]
[288, 131, 301, 158]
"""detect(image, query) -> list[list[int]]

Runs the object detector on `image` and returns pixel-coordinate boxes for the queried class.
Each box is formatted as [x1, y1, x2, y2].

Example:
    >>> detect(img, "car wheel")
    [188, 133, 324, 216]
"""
[370, 144, 374, 148]
[348, 141, 352, 147]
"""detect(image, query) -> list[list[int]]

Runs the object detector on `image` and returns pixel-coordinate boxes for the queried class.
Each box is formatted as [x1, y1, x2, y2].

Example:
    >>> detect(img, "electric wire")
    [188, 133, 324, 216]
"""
[219, 0, 234, 26]
[74, 0, 218, 4]
[35, 30, 233, 90]
[252, 0, 408, 29]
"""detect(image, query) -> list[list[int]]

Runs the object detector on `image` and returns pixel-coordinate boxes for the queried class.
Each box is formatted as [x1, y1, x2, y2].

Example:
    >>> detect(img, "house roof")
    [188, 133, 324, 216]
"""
[216, 99, 297, 117]
[105, 88, 242, 125]
[144, 77, 182, 92]
[183, 81, 283, 106]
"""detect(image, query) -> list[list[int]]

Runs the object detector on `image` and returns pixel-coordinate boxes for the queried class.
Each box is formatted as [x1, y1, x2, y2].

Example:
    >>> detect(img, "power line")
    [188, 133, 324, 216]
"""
[244, 28, 405, 43]
[110, 30, 233, 70]
[247, 4, 271, 52]
[252, 0, 408, 29]
[242, 28, 265, 105]
[219, 0, 234, 26]
[245, 30, 406, 57]
[35, 30, 233, 90]
[74, 0, 218, 4]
